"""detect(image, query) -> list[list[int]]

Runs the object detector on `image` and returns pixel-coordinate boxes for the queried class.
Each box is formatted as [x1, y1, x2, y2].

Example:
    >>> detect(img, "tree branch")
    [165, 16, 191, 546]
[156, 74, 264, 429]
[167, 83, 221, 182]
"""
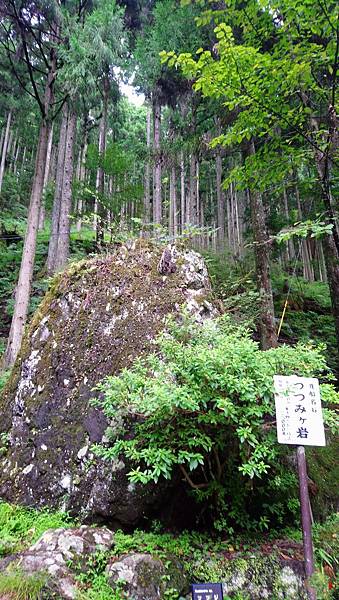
[179, 465, 209, 490]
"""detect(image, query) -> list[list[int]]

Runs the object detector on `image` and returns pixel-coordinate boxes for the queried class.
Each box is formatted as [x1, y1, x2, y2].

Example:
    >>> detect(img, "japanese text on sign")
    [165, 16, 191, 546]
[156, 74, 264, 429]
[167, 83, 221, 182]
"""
[273, 376, 326, 446]
[191, 583, 223, 600]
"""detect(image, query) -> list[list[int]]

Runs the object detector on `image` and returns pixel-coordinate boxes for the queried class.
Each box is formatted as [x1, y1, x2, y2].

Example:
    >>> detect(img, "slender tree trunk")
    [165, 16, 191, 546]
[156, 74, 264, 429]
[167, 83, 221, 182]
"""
[39, 122, 54, 230]
[96, 75, 109, 245]
[216, 119, 225, 250]
[21, 146, 26, 174]
[226, 182, 234, 256]
[2, 32, 58, 370]
[153, 94, 162, 225]
[0, 110, 12, 192]
[322, 234, 339, 355]
[180, 151, 185, 234]
[0, 127, 4, 160]
[6, 130, 13, 162]
[144, 106, 151, 229]
[169, 164, 178, 237]
[76, 141, 87, 232]
[13, 142, 20, 175]
[300, 95, 339, 357]
[248, 141, 278, 349]
[10, 138, 17, 172]
[2, 119, 51, 369]
[216, 151, 225, 250]
[312, 120, 339, 356]
[295, 184, 314, 282]
[54, 110, 77, 271]
[283, 187, 295, 261]
[234, 185, 243, 258]
[49, 145, 56, 181]
[47, 106, 68, 274]
[188, 153, 198, 225]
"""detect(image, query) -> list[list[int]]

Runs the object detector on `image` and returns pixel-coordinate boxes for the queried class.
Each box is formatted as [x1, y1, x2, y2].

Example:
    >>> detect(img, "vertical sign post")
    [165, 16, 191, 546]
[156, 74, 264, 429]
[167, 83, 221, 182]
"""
[274, 376, 326, 600]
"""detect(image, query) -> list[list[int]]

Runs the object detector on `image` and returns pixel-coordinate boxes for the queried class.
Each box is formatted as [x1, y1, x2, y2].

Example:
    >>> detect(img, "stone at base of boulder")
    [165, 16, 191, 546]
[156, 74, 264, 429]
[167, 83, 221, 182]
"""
[0, 526, 114, 600]
[192, 554, 308, 600]
[0, 525, 310, 600]
[106, 552, 188, 599]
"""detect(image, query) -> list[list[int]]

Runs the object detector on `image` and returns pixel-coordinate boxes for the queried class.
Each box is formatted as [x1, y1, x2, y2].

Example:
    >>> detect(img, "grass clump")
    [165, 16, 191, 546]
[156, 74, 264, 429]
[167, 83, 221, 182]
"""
[0, 570, 47, 600]
[0, 501, 75, 557]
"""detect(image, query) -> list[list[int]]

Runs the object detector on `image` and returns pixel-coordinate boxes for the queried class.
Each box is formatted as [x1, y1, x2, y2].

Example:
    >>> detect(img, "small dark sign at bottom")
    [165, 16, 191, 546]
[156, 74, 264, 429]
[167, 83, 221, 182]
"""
[192, 583, 223, 600]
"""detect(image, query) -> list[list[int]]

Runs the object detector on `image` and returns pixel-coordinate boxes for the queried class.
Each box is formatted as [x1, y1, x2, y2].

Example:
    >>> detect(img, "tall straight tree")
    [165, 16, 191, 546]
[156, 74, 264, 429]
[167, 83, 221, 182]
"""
[1, 1, 59, 369]
[46, 0, 124, 270]
[152, 90, 162, 225]
[0, 110, 11, 191]
[47, 105, 68, 274]
[165, 0, 339, 356]
[54, 106, 77, 269]
[96, 73, 110, 244]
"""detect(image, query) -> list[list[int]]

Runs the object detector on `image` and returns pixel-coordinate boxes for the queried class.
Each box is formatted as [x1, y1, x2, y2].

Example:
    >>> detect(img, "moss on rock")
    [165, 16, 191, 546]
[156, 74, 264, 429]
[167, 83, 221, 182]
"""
[192, 552, 307, 599]
[0, 242, 215, 524]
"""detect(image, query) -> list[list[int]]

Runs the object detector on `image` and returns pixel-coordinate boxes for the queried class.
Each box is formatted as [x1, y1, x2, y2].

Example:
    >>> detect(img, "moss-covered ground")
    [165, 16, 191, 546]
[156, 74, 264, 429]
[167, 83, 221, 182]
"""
[0, 501, 337, 599]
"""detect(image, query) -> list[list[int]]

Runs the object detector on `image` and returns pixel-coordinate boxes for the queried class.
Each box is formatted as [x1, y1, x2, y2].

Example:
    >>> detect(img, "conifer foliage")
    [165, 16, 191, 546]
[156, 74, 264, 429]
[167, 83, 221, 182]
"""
[0, 0, 338, 367]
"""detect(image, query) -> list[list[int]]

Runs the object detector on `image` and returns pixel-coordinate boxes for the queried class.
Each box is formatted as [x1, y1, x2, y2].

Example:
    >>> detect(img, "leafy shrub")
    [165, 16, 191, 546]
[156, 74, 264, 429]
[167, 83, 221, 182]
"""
[92, 314, 338, 531]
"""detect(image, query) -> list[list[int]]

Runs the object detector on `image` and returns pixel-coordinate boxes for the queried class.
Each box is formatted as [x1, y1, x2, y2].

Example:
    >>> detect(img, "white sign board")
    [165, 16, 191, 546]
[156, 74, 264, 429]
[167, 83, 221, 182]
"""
[273, 376, 326, 446]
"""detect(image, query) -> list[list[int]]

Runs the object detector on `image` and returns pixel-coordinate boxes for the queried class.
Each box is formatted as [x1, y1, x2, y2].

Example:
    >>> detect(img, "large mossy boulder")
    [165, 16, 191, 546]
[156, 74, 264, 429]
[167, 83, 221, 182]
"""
[0, 242, 215, 523]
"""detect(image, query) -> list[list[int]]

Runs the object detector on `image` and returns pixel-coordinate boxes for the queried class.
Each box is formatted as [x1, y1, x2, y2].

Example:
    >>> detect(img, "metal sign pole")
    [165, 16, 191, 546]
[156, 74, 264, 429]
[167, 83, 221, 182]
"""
[297, 445, 316, 600]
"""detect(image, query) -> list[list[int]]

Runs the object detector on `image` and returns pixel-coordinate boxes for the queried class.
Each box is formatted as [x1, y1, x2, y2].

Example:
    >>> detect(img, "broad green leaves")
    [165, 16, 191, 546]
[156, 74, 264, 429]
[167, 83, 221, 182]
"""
[92, 314, 338, 529]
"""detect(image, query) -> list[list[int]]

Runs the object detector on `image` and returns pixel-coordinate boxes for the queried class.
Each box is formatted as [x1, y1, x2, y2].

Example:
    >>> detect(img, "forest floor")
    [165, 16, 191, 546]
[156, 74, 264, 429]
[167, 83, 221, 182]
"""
[0, 501, 338, 599]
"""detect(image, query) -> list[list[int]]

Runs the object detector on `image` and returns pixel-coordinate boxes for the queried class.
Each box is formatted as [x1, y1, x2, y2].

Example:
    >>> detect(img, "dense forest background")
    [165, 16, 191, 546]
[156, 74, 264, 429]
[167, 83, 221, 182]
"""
[0, 1, 338, 598]
[0, 0, 338, 374]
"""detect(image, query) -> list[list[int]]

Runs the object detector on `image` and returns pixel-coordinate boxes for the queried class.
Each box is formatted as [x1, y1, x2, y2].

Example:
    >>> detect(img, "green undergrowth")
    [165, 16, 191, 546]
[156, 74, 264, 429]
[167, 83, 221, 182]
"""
[0, 570, 48, 600]
[273, 274, 338, 373]
[202, 251, 260, 326]
[0, 501, 76, 557]
[0, 500, 338, 599]
[203, 252, 337, 376]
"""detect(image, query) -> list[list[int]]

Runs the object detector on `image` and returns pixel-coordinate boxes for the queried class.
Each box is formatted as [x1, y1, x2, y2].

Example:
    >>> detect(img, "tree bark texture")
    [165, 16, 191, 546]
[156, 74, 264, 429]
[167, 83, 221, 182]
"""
[0, 110, 12, 192]
[248, 141, 278, 349]
[180, 151, 186, 234]
[0, 127, 4, 161]
[188, 153, 198, 226]
[169, 164, 178, 237]
[39, 122, 54, 230]
[2, 119, 51, 369]
[47, 105, 68, 274]
[152, 95, 162, 225]
[54, 109, 77, 271]
[216, 151, 225, 249]
[76, 141, 87, 232]
[144, 106, 151, 228]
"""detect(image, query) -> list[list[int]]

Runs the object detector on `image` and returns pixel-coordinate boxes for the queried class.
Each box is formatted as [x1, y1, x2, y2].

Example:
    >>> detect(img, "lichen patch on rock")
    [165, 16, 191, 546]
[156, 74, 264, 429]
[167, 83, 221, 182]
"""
[0, 242, 216, 524]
